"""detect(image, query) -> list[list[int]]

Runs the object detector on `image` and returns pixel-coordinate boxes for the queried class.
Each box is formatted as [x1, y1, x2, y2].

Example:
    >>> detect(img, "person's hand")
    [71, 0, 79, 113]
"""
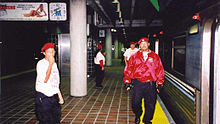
[124, 83, 133, 91]
[102, 67, 104, 71]
[48, 55, 55, 65]
[59, 96, 64, 104]
[156, 84, 163, 93]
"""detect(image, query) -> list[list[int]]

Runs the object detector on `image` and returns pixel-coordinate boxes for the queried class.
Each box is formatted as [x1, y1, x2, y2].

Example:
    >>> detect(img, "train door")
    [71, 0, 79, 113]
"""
[212, 20, 220, 124]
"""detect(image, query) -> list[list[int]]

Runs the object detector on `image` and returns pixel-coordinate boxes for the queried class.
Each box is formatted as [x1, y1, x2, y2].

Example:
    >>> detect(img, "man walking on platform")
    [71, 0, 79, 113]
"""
[123, 42, 139, 65]
[35, 43, 64, 124]
[123, 37, 164, 124]
[94, 44, 106, 89]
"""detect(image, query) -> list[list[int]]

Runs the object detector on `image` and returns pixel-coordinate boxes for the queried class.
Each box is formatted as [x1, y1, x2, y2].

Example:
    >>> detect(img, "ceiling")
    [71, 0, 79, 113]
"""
[88, 0, 217, 45]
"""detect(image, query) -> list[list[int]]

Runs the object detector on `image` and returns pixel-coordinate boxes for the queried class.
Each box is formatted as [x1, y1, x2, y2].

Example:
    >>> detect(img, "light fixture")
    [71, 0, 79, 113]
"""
[119, 18, 123, 24]
[118, 11, 122, 18]
[112, 0, 119, 4]
[116, 3, 120, 12]
[111, 29, 117, 32]
[192, 13, 200, 21]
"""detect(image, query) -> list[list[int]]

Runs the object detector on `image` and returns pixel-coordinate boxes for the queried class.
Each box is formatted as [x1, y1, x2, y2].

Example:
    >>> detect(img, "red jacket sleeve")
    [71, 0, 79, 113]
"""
[123, 55, 135, 83]
[156, 57, 165, 85]
[99, 60, 104, 68]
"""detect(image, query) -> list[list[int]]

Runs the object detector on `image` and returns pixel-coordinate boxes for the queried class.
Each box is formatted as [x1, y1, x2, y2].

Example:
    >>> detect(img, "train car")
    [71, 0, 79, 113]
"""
[158, 2, 220, 124]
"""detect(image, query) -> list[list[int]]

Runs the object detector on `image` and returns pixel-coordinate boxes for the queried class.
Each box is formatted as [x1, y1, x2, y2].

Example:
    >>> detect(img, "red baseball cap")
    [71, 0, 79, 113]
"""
[97, 44, 102, 49]
[130, 42, 136, 45]
[138, 37, 149, 44]
[41, 43, 55, 52]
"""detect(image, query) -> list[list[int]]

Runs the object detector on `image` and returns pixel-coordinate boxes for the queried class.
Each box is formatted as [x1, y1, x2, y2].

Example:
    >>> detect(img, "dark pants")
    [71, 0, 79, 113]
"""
[132, 79, 157, 124]
[35, 92, 61, 124]
[95, 64, 104, 87]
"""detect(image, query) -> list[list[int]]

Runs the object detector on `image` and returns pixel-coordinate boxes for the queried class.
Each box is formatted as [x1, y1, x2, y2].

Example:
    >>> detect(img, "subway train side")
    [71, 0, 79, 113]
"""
[157, 3, 220, 124]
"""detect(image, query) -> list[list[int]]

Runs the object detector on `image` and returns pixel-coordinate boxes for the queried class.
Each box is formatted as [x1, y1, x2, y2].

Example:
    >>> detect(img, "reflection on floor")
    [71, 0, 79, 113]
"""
[0, 59, 171, 124]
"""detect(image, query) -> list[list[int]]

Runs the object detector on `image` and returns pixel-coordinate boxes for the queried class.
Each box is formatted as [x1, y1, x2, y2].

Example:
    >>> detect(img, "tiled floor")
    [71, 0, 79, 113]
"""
[0, 59, 171, 124]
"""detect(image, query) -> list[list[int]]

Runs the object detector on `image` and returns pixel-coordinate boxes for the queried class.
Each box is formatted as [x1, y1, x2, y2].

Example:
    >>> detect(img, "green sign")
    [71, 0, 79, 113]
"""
[150, 0, 159, 12]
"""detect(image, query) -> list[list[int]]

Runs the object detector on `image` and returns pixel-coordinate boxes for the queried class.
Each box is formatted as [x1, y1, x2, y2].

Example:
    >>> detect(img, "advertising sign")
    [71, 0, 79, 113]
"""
[99, 30, 105, 37]
[49, 3, 67, 21]
[0, 2, 48, 21]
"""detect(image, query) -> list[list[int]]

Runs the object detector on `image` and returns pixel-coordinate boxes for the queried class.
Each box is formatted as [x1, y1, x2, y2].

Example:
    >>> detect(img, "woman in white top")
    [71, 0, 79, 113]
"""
[94, 45, 105, 89]
[35, 43, 64, 124]
[123, 42, 139, 65]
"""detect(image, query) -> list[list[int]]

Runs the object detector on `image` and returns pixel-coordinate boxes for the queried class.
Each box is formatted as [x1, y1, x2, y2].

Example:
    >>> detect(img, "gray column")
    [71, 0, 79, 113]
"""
[70, 0, 87, 97]
[105, 29, 112, 66]
[118, 42, 122, 58]
[114, 37, 119, 59]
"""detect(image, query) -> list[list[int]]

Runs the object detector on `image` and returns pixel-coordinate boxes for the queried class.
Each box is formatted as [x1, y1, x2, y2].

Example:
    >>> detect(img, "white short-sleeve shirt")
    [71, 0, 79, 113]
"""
[94, 52, 105, 65]
[35, 59, 60, 97]
[123, 48, 139, 61]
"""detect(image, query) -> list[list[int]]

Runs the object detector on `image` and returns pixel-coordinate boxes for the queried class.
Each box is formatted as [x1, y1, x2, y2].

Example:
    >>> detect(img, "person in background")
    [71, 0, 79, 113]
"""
[35, 43, 64, 124]
[123, 37, 164, 124]
[94, 44, 105, 89]
[123, 42, 139, 65]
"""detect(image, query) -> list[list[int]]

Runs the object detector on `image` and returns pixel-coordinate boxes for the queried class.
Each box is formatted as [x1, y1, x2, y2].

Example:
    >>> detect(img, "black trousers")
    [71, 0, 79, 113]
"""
[35, 92, 61, 124]
[132, 79, 157, 124]
[95, 64, 104, 87]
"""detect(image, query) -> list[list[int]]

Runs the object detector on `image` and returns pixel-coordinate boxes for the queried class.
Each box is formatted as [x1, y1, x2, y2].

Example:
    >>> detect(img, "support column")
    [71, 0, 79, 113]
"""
[114, 37, 119, 59]
[70, 0, 87, 97]
[118, 42, 122, 58]
[105, 29, 112, 66]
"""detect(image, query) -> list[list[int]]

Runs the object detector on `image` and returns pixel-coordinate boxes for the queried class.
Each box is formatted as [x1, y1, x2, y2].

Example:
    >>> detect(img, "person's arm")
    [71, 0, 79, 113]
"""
[123, 57, 135, 91]
[43, 10, 47, 16]
[123, 49, 128, 65]
[58, 91, 64, 104]
[156, 57, 164, 85]
[156, 57, 165, 93]
[44, 56, 55, 83]
[100, 60, 104, 70]
[124, 56, 127, 65]
[36, 7, 40, 12]
[123, 55, 135, 84]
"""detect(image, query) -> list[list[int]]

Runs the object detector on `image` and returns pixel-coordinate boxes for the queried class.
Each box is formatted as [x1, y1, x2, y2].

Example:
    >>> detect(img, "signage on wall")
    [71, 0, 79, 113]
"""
[49, 3, 67, 21]
[99, 30, 105, 37]
[0, 2, 48, 21]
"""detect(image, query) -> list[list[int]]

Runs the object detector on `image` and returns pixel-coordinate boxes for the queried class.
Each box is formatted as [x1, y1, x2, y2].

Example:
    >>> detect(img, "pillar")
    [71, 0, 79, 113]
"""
[114, 37, 119, 59]
[105, 29, 112, 66]
[70, 0, 87, 97]
[118, 42, 122, 58]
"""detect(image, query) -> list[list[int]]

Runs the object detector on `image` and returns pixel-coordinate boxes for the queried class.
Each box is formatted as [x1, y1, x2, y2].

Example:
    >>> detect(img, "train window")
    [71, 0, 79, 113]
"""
[189, 24, 199, 34]
[172, 36, 186, 76]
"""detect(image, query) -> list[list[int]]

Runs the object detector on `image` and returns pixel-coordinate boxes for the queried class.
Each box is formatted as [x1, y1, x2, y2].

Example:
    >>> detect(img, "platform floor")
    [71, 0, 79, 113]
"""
[0, 59, 171, 124]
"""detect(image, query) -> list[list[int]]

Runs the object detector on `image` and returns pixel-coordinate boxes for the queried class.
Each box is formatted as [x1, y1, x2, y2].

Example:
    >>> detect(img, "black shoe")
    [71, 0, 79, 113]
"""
[135, 117, 140, 124]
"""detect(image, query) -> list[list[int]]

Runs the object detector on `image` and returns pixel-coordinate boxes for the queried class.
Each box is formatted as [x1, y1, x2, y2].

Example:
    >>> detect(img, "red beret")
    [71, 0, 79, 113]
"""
[130, 42, 136, 45]
[41, 43, 55, 52]
[97, 44, 102, 49]
[138, 37, 149, 44]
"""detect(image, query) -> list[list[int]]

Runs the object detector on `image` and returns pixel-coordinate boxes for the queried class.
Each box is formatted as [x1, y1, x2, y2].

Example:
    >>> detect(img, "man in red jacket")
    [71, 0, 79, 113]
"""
[123, 37, 164, 124]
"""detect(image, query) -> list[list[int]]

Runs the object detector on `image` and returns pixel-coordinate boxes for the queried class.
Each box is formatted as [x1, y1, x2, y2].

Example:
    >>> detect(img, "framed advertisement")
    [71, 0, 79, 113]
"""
[49, 3, 67, 21]
[0, 2, 48, 21]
